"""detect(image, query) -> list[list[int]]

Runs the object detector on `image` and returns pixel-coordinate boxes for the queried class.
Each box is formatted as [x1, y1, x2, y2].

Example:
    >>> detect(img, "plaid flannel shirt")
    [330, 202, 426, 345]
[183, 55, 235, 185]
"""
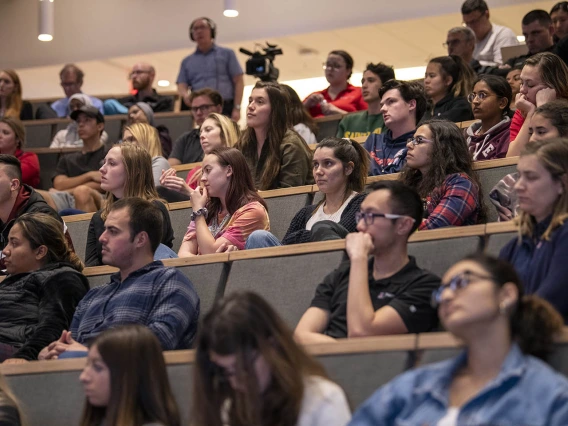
[419, 173, 480, 230]
[70, 261, 199, 349]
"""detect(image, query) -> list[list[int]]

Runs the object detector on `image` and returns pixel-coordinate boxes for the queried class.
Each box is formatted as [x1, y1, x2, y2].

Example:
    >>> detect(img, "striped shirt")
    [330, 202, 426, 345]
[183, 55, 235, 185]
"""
[70, 261, 200, 350]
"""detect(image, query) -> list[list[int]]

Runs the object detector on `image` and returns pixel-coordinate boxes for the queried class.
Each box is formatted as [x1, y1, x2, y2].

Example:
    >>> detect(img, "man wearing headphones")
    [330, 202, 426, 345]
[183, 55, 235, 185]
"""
[176, 17, 244, 122]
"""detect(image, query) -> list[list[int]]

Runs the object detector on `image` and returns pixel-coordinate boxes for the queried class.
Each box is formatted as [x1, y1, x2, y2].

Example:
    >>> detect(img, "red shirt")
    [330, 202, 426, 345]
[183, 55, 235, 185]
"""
[510, 109, 524, 142]
[15, 149, 40, 188]
[305, 84, 367, 118]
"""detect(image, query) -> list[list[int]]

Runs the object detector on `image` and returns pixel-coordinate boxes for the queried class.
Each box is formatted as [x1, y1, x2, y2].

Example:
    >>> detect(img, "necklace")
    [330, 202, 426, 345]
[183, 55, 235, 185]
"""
[208, 211, 232, 238]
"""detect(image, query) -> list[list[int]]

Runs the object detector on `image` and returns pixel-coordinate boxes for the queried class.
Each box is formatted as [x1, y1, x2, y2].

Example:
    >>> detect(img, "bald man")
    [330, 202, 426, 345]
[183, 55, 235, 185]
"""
[103, 62, 174, 114]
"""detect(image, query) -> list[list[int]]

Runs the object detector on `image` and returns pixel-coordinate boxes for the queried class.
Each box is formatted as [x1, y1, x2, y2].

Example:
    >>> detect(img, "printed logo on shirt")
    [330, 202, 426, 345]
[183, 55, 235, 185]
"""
[482, 144, 495, 158]
[343, 128, 382, 138]
[377, 291, 395, 299]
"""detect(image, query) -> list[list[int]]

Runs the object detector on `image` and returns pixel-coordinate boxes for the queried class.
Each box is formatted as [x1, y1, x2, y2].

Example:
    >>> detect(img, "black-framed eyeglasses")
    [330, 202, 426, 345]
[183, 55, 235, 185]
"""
[407, 136, 433, 147]
[467, 92, 496, 103]
[431, 270, 495, 308]
[355, 211, 415, 226]
[191, 104, 215, 114]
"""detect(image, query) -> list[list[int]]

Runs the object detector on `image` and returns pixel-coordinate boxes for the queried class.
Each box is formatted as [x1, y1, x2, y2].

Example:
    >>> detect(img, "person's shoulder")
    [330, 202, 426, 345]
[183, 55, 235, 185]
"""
[444, 172, 474, 186]
[341, 110, 366, 123]
[523, 354, 568, 393]
[406, 258, 441, 285]
[493, 23, 517, 36]
[303, 376, 348, 404]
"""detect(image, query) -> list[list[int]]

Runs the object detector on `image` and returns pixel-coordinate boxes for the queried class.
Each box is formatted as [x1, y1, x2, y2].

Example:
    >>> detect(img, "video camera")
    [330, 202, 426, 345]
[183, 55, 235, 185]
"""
[239, 42, 283, 82]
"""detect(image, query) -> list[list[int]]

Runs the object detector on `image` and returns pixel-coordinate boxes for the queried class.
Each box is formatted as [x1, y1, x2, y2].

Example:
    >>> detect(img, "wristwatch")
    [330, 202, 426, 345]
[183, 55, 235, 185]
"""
[233, 104, 241, 110]
[191, 207, 208, 221]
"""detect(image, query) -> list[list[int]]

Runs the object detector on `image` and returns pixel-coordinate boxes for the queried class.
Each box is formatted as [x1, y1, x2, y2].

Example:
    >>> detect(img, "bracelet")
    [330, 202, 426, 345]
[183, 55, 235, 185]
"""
[191, 207, 208, 222]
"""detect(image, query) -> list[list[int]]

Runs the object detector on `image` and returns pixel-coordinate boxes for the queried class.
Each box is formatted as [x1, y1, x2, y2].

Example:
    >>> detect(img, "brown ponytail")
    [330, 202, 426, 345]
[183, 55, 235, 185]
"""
[512, 295, 563, 360]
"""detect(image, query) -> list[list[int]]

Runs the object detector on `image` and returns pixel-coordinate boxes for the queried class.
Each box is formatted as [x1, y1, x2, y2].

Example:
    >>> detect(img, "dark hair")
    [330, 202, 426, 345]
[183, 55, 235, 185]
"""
[461, 0, 488, 15]
[368, 180, 423, 236]
[329, 50, 354, 79]
[110, 197, 163, 254]
[400, 119, 487, 222]
[205, 147, 268, 224]
[473, 74, 513, 116]
[60, 64, 84, 84]
[460, 254, 563, 359]
[193, 291, 329, 426]
[365, 62, 395, 86]
[238, 81, 303, 190]
[79, 325, 181, 426]
[0, 117, 25, 150]
[379, 80, 428, 124]
[523, 52, 568, 99]
[0, 154, 22, 182]
[534, 99, 568, 137]
[15, 213, 83, 272]
[523, 10, 553, 27]
[279, 84, 318, 136]
[551, 2, 568, 15]
[315, 137, 369, 201]
[429, 55, 476, 98]
[189, 88, 224, 107]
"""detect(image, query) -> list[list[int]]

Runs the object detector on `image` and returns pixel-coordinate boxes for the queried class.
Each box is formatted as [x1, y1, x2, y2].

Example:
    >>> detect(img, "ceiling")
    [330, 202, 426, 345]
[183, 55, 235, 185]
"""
[0, 0, 543, 99]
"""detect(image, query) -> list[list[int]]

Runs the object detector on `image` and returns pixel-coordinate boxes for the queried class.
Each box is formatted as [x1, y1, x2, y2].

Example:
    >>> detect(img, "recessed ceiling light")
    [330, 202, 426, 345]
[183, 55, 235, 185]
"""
[158, 80, 170, 87]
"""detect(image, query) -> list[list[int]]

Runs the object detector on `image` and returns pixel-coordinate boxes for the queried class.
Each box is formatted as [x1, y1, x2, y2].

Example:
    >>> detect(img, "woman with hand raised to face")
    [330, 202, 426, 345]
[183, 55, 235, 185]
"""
[178, 147, 269, 256]
[349, 254, 568, 426]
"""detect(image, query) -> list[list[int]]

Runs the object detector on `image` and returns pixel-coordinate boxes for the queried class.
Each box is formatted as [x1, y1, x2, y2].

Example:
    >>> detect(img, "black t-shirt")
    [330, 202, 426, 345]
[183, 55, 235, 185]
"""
[53, 145, 107, 180]
[170, 129, 204, 164]
[310, 256, 440, 338]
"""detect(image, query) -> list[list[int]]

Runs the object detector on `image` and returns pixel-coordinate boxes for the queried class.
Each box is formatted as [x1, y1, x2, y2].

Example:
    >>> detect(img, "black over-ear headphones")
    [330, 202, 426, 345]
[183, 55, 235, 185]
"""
[189, 17, 216, 41]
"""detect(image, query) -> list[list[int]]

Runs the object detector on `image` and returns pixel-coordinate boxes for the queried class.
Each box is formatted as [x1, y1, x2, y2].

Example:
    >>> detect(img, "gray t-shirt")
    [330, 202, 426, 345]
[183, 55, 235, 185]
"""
[170, 129, 204, 164]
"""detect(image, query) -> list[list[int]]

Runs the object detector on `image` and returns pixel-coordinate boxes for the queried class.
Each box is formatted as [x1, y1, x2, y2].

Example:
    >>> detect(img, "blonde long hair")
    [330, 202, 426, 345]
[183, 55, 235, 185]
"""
[100, 142, 161, 221]
[188, 113, 240, 187]
[124, 123, 163, 157]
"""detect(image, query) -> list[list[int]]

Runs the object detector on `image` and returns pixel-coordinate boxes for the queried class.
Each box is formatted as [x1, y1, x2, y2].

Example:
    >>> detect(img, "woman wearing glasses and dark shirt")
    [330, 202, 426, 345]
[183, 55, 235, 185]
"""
[465, 75, 513, 161]
[303, 50, 367, 118]
[401, 119, 484, 230]
[349, 254, 568, 426]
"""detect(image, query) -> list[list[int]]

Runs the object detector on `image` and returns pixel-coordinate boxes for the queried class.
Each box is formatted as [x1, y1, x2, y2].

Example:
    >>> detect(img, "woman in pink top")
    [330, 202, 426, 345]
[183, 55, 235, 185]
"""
[303, 50, 367, 118]
[160, 113, 240, 197]
[178, 147, 269, 256]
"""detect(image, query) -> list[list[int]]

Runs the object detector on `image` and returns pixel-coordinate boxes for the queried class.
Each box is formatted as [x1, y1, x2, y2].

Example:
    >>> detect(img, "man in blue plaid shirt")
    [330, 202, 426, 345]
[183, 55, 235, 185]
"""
[38, 197, 200, 359]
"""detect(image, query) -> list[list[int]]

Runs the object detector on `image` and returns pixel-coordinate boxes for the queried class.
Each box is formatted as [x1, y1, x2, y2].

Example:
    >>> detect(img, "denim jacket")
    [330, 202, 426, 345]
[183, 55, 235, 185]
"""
[349, 344, 568, 426]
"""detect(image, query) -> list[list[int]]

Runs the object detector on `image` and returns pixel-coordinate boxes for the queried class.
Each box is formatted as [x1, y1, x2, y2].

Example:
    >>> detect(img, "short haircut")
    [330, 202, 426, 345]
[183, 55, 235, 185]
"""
[109, 197, 163, 254]
[523, 10, 552, 27]
[448, 26, 476, 43]
[368, 180, 423, 236]
[379, 80, 428, 123]
[0, 154, 22, 182]
[461, 0, 488, 15]
[59, 64, 84, 84]
[189, 88, 223, 106]
[365, 63, 395, 85]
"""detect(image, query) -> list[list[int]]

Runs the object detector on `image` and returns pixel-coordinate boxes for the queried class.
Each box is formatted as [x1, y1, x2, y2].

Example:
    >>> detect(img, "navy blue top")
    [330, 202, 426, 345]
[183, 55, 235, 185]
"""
[499, 217, 568, 322]
[363, 129, 413, 176]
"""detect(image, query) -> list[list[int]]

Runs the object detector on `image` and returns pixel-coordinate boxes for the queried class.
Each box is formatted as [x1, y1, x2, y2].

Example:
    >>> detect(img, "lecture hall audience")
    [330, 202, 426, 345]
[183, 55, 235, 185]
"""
[49, 64, 104, 118]
[0, 117, 40, 187]
[0, 70, 32, 121]
[124, 101, 172, 158]
[281, 84, 318, 145]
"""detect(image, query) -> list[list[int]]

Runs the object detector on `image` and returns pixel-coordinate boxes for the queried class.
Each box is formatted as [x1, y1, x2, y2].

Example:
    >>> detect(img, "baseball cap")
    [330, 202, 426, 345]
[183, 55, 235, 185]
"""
[70, 105, 105, 124]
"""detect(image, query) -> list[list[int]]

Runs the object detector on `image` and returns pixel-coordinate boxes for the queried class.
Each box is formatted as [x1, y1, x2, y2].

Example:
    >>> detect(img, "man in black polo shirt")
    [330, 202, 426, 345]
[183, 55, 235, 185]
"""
[294, 181, 440, 344]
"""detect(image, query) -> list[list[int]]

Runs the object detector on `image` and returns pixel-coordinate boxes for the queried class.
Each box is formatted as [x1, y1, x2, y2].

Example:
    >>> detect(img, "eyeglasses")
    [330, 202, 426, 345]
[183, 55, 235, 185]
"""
[431, 270, 494, 308]
[191, 104, 215, 114]
[322, 62, 344, 71]
[355, 211, 414, 226]
[407, 136, 433, 147]
[467, 92, 496, 103]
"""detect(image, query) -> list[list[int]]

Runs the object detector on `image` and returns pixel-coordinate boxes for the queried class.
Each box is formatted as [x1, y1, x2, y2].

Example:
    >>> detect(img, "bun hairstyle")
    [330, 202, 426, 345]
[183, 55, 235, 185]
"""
[189, 17, 216, 41]
[462, 254, 563, 359]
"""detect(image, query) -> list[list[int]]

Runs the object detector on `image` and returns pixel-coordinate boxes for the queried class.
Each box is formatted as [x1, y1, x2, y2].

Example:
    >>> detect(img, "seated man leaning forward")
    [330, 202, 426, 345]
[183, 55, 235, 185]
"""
[38, 197, 200, 359]
[294, 181, 440, 344]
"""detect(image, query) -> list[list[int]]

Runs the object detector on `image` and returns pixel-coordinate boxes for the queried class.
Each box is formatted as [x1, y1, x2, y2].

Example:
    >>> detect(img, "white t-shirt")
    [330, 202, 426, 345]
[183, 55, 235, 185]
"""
[294, 123, 318, 145]
[473, 23, 519, 66]
[437, 407, 459, 426]
[306, 192, 356, 231]
[297, 376, 351, 426]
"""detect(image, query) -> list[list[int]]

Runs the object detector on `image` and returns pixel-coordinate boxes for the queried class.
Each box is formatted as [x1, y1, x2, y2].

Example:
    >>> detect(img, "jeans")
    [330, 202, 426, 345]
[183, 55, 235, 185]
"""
[245, 230, 282, 249]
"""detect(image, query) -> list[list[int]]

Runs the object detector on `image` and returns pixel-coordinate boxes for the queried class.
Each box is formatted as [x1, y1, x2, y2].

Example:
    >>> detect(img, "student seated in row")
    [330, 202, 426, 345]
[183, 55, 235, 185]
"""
[178, 147, 269, 256]
[281, 84, 318, 145]
[465, 75, 512, 161]
[39, 198, 200, 359]
[500, 138, 568, 323]
[336, 63, 395, 139]
[237, 81, 313, 190]
[193, 291, 351, 426]
[402, 119, 485, 230]
[364, 80, 427, 176]
[349, 254, 568, 426]
[246, 137, 369, 248]
[294, 181, 440, 344]
[0, 118, 39, 188]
